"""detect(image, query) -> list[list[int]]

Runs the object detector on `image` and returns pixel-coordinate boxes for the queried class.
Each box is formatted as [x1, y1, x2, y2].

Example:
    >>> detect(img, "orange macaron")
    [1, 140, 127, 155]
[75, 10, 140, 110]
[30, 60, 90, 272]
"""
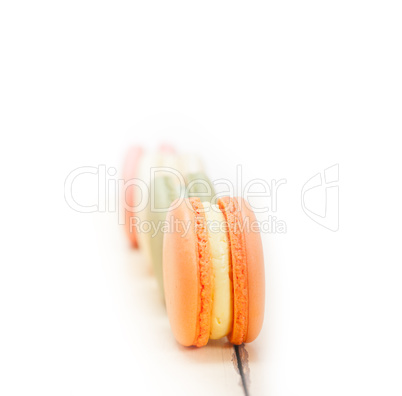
[163, 196, 265, 347]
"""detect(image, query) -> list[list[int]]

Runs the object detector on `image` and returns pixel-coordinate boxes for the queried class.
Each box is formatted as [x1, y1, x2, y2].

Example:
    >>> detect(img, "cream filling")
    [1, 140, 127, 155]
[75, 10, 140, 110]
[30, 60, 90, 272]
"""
[202, 202, 233, 339]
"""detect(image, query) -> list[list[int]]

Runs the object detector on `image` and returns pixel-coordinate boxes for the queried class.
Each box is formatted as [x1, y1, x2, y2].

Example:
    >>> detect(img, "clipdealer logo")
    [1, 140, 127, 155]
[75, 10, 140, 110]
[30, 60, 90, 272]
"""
[301, 164, 339, 232]
[63, 165, 288, 234]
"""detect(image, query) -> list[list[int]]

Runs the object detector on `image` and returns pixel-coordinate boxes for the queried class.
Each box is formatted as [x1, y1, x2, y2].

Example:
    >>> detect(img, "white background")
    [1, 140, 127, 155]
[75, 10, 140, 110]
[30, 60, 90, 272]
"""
[1, 1, 401, 395]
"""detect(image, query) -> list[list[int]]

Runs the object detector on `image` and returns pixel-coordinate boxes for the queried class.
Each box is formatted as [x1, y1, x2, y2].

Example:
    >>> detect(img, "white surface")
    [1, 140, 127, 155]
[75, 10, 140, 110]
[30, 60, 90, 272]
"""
[1, 1, 402, 395]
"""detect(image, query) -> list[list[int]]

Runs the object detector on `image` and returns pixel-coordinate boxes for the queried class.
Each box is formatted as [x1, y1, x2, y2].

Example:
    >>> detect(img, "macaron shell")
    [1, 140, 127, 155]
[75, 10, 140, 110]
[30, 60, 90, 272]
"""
[122, 146, 143, 248]
[218, 197, 248, 345]
[163, 199, 200, 346]
[148, 151, 182, 296]
[149, 174, 181, 297]
[189, 198, 212, 347]
[237, 198, 265, 343]
[186, 171, 216, 203]
[136, 152, 159, 264]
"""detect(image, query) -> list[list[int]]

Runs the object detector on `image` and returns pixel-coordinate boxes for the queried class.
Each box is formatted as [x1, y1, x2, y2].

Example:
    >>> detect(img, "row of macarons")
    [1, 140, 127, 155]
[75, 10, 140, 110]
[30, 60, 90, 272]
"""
[122, 145, 265, 347]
